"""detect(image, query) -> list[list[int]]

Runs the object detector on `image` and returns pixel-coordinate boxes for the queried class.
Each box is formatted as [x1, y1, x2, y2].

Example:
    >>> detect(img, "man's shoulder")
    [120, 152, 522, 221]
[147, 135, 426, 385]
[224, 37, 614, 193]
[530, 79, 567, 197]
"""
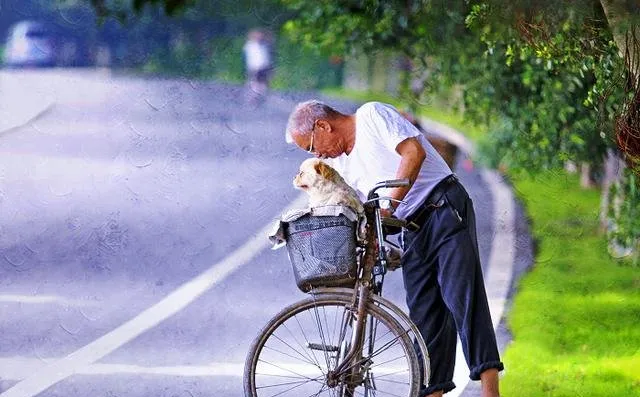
[357, 101, 400, 119]
[359, 101, 391, 111]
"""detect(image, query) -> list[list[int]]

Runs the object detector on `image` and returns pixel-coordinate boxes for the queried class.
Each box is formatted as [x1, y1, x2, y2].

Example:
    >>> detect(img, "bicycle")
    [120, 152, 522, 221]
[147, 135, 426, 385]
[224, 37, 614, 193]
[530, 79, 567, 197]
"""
[244, 179, 430, 397]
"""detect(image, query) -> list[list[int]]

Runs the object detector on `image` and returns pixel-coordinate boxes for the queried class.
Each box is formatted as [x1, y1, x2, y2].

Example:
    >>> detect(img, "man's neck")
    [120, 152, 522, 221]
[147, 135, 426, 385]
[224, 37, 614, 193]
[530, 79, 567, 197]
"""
[342, 115, 356, 155]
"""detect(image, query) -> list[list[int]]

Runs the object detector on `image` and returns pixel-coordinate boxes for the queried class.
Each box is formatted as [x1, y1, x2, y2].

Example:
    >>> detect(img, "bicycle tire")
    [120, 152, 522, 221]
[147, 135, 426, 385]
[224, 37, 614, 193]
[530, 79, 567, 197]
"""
[244, 293, 420, 397]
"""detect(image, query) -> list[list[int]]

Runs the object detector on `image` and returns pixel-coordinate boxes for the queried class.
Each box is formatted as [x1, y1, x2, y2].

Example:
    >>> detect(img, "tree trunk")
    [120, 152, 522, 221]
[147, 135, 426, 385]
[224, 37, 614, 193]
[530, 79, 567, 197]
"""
[600, 149, 626, 232]
[580, 162, 596, 188]
[598, 0, 638, 237]
[600, 0, 640, 80]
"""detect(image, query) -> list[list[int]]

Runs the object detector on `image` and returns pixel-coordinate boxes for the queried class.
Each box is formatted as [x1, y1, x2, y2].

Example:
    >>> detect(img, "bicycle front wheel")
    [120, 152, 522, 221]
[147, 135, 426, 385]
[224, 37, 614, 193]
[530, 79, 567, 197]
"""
[244, 293, 420, 397]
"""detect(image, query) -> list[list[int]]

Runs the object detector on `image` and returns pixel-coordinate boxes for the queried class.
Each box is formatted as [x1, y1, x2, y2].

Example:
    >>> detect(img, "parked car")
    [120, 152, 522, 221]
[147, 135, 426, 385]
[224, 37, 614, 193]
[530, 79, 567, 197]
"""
[3, 21, 56, 68]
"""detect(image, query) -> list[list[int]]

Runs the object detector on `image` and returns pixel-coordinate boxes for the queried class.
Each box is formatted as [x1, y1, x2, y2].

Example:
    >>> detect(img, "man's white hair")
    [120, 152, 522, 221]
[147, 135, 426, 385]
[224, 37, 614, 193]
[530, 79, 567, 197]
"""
[285, 100, 337, 143]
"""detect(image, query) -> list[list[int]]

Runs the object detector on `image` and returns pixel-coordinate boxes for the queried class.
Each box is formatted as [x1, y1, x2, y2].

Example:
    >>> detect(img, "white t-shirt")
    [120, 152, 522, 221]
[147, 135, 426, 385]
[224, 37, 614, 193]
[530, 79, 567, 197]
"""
[243, 40, 271, 72]
[327, 102, 452, 219]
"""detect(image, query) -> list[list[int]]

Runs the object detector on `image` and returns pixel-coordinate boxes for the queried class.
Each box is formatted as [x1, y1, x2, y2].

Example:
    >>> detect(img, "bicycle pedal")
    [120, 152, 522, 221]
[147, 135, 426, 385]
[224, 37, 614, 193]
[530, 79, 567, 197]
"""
[306, 342, 339, 352]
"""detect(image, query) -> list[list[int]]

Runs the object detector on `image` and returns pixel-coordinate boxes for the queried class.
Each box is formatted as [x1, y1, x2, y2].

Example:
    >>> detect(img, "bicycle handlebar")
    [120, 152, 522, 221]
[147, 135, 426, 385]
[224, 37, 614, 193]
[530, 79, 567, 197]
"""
[360, 178, 413, 282]
[367, 178, 410, 200]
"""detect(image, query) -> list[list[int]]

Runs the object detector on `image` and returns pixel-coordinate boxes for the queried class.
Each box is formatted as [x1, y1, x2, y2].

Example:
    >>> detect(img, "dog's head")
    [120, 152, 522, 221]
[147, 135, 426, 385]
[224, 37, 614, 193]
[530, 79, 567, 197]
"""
[293, 158, 339, 192]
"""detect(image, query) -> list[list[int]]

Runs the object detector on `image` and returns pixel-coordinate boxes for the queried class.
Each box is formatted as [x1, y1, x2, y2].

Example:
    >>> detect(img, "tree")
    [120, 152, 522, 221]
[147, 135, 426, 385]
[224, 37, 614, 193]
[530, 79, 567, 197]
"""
[472, 0, 639, 170]
[83, 0, 639, 168]
[87, 0, 189, 20]
[276, 0, 640, 261]
[86, 0, 639, 261]
[470, 0, 639, 261]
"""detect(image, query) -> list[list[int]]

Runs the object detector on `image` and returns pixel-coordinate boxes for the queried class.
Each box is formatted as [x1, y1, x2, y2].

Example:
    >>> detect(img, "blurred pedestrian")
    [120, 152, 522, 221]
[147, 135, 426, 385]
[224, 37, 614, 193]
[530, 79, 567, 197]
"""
[242, 29, 274, 105]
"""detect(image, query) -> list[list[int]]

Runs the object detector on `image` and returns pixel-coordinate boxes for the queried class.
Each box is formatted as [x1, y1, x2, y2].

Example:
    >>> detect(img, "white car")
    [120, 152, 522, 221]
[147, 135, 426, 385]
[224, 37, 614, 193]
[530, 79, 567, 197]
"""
[3, 21, 56, 68]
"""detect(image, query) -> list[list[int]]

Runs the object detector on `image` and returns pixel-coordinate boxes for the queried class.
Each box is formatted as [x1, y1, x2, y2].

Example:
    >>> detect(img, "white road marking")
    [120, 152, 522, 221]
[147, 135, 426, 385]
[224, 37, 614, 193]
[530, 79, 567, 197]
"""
[82, 363, 245, 377]
[0, 295, 97, 307]
[0, 194, 308, 397]
[0, 357, 407, 380]
[0, 357, 245, 379]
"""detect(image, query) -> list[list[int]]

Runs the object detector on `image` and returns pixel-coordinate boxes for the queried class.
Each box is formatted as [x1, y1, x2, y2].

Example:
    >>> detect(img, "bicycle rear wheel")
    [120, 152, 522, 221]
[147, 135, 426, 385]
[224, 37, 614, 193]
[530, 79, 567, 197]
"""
[244, 294, 420, 397]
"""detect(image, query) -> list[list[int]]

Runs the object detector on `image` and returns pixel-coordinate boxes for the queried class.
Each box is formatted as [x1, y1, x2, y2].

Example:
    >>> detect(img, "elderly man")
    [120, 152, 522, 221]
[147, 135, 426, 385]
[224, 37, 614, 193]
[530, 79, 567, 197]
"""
[285, 100, 503, 397]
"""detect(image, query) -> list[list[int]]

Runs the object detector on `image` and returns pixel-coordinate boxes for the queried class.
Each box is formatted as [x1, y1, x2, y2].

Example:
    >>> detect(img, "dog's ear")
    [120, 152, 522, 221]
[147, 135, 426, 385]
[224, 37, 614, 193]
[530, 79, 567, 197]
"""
[314, 161, 335, 180]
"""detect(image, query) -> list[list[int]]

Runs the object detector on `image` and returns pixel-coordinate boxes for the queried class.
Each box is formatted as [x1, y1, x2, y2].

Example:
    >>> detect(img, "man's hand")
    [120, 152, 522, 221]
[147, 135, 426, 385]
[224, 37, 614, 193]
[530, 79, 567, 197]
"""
[379, 208, 394, 218]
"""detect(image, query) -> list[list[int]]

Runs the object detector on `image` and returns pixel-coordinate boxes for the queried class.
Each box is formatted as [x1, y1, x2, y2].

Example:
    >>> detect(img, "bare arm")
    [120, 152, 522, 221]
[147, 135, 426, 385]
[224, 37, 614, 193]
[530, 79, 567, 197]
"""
[381, 137, 426, 216]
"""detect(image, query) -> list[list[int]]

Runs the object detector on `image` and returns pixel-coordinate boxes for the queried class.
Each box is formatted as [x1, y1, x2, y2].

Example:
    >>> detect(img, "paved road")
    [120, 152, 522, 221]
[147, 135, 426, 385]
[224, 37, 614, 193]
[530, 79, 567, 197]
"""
[0, 70, 523, 397]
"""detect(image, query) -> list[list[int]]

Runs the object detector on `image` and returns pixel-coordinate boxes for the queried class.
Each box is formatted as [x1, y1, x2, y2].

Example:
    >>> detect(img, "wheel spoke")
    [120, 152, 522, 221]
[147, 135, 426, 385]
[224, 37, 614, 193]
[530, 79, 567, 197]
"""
[310, 298, 335, 372]
[246, 296, 419, 397]
[256, 376, 323, 389]
[368, 330, 409, 360]
[370, 355, 411, 369]
[299, 311, 328, 371]
[262, 343, 320, 368]
[256, 358, 322, 381]
[281, 317, 325, 369]
[371, 377, 411, 385]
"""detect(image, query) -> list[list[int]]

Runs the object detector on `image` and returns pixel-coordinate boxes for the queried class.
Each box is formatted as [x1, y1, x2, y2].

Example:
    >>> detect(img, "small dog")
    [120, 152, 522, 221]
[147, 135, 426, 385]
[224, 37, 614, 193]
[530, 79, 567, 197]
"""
[293, 158, 364, 213]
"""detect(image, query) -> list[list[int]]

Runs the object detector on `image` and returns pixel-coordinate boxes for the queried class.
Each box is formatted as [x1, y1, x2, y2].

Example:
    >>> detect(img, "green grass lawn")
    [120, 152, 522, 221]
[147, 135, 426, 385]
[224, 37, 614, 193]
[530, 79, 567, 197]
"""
[322, 88, 640, 396]
[503, 170, 640, 396]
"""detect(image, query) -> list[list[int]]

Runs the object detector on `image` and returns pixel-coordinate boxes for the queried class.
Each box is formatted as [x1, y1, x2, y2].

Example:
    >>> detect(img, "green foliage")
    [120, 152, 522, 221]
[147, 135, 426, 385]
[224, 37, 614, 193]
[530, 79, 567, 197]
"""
[280, 0, 470, 61]
[463, 1, 639, 258]
[140, 35, 243, 81]
[463, 2, 640, 255]
[78, 0, 343, 89]
[204, 37, 246, 82]
[278, 0, 625, 174]
[279, 0, 480, 120]
[139, 32, 343, 90]
[464, 4, 622, 172]
[271, 36, 344, 90]
[87, 0, 191, 20]
[504, 170, 640, 396]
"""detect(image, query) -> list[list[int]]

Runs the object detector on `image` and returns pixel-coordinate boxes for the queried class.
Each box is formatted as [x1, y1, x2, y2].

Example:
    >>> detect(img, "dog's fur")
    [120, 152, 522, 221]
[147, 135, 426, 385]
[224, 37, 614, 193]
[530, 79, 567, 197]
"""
[293, 158, 364, 213]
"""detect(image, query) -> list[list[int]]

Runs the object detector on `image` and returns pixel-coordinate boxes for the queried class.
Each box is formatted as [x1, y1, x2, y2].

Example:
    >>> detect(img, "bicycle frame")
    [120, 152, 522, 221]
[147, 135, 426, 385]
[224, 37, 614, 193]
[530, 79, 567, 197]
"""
[314, 179, 430, 386]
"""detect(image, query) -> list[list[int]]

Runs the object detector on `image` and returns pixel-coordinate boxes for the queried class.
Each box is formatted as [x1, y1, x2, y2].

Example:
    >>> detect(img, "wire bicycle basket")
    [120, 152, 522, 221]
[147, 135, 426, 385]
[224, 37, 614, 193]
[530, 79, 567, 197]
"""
[285, 213, 359, 292]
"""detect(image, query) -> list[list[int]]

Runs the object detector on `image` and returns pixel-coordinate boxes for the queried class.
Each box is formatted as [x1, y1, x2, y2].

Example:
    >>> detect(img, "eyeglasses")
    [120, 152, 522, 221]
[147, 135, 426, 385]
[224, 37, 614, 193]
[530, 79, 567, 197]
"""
[307, 126, 316, 154]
